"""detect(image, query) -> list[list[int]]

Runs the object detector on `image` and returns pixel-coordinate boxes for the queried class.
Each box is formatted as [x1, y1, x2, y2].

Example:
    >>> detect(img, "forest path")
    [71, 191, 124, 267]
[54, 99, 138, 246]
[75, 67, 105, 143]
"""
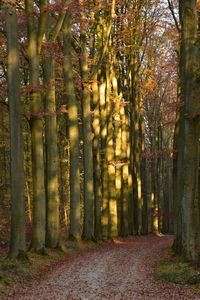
[8, 235, 200, 300]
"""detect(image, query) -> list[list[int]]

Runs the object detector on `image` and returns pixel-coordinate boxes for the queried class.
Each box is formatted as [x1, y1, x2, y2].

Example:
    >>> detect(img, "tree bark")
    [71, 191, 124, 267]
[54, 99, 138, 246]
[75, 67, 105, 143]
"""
[80, 13, 94, 240]
[5, 0, 26, 258]
[175, 0, 200, 260]
[63, 13, 81, 240]
[26, 0, 46, 251]
[43, 58, 60, 248]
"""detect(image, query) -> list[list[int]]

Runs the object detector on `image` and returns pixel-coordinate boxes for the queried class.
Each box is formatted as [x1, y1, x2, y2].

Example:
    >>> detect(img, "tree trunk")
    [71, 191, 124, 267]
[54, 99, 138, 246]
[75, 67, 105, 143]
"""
[63, 13, 81, 240]
[120, 104, 129, 236]
[92, 76, 102, 240]
[26, 0, 46, 251]
[5, 1, 26, 258]
[175, 0, 200, 260]
[106, 63, 118, 238]
[43, 58, 60, 248]
[99, 75, 109, 239]
[80, 20, 94, 240]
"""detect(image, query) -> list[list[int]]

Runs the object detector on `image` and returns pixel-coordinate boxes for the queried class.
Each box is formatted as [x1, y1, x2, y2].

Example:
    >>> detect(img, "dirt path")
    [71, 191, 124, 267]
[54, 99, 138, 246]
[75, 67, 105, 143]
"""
[7, 236, 200, 300]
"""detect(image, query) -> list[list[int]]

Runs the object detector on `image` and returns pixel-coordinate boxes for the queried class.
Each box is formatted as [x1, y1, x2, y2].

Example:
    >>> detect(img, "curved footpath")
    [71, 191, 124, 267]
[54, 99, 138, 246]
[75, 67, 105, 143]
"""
[7, 235, 200, 300]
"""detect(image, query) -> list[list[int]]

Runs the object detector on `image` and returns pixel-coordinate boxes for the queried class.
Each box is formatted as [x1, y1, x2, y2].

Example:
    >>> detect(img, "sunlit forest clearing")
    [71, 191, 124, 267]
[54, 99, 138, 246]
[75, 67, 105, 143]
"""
[0, 0, 200, 298]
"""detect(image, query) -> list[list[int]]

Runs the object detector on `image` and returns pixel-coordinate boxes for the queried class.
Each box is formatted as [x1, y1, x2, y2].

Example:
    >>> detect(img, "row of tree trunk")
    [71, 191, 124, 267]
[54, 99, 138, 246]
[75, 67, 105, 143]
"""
[2, 0, 179, 259]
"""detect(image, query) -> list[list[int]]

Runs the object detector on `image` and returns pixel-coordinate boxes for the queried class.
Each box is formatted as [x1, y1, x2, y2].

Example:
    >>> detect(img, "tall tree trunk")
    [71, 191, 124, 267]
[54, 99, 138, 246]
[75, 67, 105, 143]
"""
[175, 0, 200, 260]
[92, 76, 102, 240]
[120, 104, 129, 236]
[26, 0, 46, 251]
[141, 117, 148, 235]
[5, 0, 26, 258]
[42, 0, 67, 247]
[172, 114, 182, 251]
[43, 58, 60, 248]
[151, 129, 159, 233]
[63, 13, 81, 240]
[99, 74, 109, 239]
[106, 63, 118, 238]
[80, 16, 94, 240]
[112, 69, 122, 235]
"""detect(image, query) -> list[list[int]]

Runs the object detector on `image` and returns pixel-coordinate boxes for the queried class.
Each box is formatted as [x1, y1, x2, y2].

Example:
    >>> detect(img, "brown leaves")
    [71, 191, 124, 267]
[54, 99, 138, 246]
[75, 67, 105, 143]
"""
[8, 236, 200, 300]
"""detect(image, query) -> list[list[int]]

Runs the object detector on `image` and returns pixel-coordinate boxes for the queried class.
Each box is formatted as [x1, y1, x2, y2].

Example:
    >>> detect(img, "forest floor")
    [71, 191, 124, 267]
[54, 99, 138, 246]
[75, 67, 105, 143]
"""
[4, 235, 200, 300]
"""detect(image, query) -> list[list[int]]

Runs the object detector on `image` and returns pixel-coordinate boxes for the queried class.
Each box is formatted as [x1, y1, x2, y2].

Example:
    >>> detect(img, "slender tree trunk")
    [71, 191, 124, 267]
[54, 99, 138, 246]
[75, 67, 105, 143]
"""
[141, 116, 148, 234]
[80, 18, 94, 240]
[151, 130, 159, 233]
[92, 76, 102, 240]
[120, 104, 129, 236]
[172, 114, 182, 251]
[112, 69, 122, 236]
[106, 63, 118, 238]
[127, 118, 134, 235]
[114, 110, 122, 236]
[99, 74, 109, 239]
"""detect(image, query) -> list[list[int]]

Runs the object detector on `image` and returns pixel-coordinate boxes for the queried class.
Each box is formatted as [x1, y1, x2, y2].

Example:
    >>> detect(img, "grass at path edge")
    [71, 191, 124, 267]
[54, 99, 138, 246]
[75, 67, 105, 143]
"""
[0, 240, 101, 298]
[155, 251, 200, 293]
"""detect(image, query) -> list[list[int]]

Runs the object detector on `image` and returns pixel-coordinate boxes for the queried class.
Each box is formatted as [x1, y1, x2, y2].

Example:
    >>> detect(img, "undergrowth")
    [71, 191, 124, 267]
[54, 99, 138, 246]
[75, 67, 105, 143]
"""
[155, 252, 200, 286]
[0, 240, 98, 298]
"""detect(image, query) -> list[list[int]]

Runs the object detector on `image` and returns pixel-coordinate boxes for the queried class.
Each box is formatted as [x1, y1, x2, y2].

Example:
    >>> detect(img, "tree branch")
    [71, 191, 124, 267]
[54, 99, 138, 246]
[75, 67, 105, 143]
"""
[167, 0, 180, 33]
[90, 0, 116, 80]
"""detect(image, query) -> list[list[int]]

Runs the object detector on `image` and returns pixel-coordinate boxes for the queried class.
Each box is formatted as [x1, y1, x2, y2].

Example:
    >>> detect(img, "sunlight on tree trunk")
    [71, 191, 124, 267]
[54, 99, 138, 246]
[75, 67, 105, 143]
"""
[63, 13, 81, 240]
[26, 0, 46, 252]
